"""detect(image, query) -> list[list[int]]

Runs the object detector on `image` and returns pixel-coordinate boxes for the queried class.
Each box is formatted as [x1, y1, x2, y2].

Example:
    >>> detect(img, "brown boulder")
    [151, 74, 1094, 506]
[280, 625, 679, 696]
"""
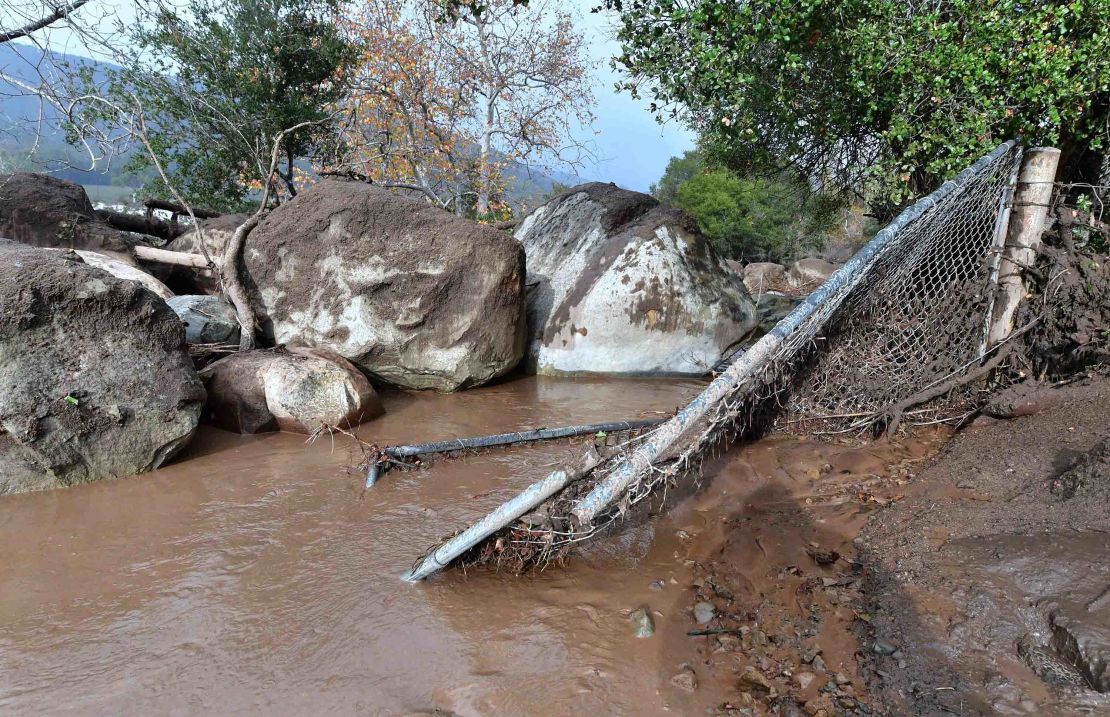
[242, 179, 527, 391]
[0, 240, 204, 494]
[0, 172, 134, 260]
[199, 347, 383, 434]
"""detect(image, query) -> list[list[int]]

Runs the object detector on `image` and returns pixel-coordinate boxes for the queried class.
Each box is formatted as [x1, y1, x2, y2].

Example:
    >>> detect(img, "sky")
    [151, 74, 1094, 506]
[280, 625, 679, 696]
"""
[1, 0, 694, 192]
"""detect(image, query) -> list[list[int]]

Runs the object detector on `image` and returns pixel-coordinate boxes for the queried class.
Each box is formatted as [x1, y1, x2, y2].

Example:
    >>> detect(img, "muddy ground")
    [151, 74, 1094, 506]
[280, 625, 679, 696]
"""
[672, 376, 1109, 716]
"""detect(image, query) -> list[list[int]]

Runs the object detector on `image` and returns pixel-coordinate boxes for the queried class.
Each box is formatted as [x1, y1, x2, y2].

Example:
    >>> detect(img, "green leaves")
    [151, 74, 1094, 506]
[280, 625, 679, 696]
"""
[607, 0, 1110, 208]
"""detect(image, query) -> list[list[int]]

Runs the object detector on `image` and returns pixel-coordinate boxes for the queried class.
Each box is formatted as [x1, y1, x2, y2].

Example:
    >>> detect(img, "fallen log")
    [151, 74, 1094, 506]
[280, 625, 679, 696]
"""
[144, 198, 221, 219]
[366, 418, 663, 488]
[96, 209, 188, 240]
[403, 446, 601, 582]
[133, 245, 210, 269]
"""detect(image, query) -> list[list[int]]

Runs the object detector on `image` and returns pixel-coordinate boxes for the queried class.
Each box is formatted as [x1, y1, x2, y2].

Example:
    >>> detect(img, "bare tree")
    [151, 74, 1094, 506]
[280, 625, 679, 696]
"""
[342, 0, 595, 218]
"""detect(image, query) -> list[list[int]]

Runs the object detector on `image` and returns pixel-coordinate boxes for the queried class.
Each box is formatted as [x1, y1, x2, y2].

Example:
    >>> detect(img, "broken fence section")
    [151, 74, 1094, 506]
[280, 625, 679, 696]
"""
[406, 141, 1026, 582]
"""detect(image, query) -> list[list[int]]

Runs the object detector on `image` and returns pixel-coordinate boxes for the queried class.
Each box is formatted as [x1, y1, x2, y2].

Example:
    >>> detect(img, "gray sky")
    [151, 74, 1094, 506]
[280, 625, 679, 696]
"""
[1, 0, 694, 191]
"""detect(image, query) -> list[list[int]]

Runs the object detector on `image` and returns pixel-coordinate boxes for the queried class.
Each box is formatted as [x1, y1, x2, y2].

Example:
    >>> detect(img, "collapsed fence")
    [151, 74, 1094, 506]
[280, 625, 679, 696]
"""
[405, 141, 1035, 582]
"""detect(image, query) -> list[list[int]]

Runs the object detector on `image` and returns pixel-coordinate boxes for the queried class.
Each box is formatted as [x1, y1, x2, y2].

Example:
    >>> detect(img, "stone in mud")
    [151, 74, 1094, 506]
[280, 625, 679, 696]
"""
[242, 180, 526, 391]
[743, 261, 787, 294]
[0, 172, 135, 259]
[514, 183, 757, 376]
[49, 249, 175, 300]
[160, 213, 247, 294]
[984, 382, 1066, 419]
[200, 347, 383, 434]
[630, 606, 655, 638]
[738, 666, 774, 695]
[670, 665, 698, 692]
[0, 240, 204, 494]
[786, 258, 839, 289]
[168, 295, 240, 345]
[693, 601, 715, 625]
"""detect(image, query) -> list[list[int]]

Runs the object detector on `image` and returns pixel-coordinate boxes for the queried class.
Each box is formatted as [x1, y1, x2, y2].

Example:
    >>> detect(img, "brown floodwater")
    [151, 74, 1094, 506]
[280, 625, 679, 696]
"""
[1, 375, 750, 716]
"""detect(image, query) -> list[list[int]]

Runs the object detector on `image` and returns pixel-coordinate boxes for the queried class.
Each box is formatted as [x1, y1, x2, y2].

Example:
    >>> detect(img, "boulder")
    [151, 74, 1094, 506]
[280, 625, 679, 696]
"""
[787, 258, 839, 289]
[0, 172, 135, 260]
[242, 179, 526, 391]
[513, 183, 757, 376]
[47, 249, 175, 300]
[161, 213, 247, 294]
[0, 239, 204, 494]
[742, 261, 787, 294]
[167, 295, 240, 345]
[199, 347, 383, 434]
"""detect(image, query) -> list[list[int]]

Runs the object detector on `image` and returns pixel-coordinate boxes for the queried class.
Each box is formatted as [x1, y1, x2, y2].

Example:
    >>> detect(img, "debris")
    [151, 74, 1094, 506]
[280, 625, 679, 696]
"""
[670, 665, 698, 692]
[694, 601, 716, 624]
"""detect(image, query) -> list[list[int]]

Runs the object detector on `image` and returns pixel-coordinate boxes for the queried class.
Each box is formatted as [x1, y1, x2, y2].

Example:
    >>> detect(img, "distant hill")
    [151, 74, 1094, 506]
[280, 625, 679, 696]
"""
[0, 43, 582, 211]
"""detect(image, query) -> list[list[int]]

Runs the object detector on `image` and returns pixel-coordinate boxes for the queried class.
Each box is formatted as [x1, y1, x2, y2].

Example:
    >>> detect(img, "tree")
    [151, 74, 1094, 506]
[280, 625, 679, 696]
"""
[96, 0, 354, 211]
[650, 149, 703, 204]
[605, 0, 1110, 210]
[659, 157, 840, 263]
[341, 0, 595, 219]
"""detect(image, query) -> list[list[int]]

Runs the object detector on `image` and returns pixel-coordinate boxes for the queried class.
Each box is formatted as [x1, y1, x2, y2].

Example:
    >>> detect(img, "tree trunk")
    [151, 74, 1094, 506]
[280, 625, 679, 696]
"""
[477, 96, 495, 216]
[221, 216, 260, 351]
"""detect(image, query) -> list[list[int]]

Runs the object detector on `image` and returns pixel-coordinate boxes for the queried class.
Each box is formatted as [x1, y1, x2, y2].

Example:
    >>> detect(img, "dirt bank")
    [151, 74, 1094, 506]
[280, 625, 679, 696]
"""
[671, 376, 1109, 716]
[858, 376, 1110, 715]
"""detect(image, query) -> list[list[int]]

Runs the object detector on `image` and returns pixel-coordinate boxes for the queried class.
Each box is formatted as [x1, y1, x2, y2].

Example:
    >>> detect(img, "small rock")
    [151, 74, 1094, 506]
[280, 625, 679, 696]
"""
[738, 667, 774, 695]
[649, 579, 665, 591]
[749, 629, 769, 646]
[811, 655, 827, 672]
[795, 672, 817, 690]
[803, 695, 835, 717]
[873, 639, 897, 656]
[835, 672, 851, 686]
[630, 607, 655, 638]
[693, 601, 715, 624]
[670, 665, 698, 692]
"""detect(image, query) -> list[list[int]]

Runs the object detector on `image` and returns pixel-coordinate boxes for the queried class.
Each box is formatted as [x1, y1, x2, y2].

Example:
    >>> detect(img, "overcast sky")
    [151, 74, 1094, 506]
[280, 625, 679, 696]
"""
[2, 0, 694, 191]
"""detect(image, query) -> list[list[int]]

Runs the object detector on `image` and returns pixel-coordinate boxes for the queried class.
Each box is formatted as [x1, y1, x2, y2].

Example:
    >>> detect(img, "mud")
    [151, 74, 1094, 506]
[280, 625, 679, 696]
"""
[857, 376, 1110, 715]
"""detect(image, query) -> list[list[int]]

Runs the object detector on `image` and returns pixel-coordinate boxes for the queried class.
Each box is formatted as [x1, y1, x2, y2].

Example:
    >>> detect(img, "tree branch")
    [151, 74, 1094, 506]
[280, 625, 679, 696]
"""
[0, 0, 92, 44]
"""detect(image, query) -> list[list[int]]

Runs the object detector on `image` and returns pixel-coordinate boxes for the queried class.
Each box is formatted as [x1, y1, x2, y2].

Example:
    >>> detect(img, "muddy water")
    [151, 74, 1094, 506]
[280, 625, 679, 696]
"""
[0, 376, 751, 716]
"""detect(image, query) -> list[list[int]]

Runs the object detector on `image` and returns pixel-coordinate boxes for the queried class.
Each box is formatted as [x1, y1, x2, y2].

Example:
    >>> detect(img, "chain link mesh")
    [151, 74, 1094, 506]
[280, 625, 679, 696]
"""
[412, 142, 1026, 576]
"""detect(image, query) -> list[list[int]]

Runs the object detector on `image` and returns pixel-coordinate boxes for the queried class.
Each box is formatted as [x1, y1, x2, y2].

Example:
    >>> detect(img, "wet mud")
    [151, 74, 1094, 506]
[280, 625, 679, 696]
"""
[4, 374, 1107, 716]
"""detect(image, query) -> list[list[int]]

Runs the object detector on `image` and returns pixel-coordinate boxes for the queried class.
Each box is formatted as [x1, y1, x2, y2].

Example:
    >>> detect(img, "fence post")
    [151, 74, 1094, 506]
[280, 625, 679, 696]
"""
[987, 147, 1061, 347]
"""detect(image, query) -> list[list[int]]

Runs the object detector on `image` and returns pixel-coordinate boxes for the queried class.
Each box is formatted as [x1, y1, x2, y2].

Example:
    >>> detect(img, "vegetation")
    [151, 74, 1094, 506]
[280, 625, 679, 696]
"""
[341, 0, 594, 219]
[96, 0, 355, 211]
[654, 149, 843, 263]
[606, 0, 1110, 210]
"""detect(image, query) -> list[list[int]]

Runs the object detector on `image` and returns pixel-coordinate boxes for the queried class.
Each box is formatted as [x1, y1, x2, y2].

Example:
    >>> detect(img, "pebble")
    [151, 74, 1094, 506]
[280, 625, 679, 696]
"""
[811, 655, 827, 672]
[649, 580, 665, 591]
[693, 601, 715, 624]
[630, 607, 655, 638]
[835, 672, 851, 685]
[873, 639, 897, 655]
[749, 629, 769, 646]
[796, 672, 817, 690]
[670, 665, 698, 692]
[738, 667, 774, 695]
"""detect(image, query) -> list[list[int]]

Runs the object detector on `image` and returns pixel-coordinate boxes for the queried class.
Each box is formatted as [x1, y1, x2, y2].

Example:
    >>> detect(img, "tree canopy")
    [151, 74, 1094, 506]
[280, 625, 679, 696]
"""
[654, 148, 842, 263]
[607, 0, 1110, 208]
[102, 0, 354, 210]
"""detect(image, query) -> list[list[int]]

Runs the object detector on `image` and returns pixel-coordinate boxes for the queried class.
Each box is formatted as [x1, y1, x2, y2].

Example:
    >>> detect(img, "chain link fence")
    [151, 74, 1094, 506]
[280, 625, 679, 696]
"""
[406, 141, 1026, 580]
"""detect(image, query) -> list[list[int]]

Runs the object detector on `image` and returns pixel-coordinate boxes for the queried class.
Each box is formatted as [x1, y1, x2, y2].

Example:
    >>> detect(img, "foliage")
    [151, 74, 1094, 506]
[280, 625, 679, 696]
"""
[97, 0, 354, 210]
[605, 0, 1110, 210]
[654, 148, 841, 262]
[340, 0, 594, 217]
[650, 149, 701, 204]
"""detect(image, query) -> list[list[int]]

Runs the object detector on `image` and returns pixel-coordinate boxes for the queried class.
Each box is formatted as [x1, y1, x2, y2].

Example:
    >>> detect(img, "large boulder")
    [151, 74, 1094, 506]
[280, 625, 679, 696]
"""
[199, 347, 383, 434]
[742, 262, 787, 294]
[0, 239, 205, 494]
[514, 183, 758, 376]
[786, 258, 839, 289]
[242, 179, 527, 391]
[167, 295, 240, 345]
[0, 173, 135, 260]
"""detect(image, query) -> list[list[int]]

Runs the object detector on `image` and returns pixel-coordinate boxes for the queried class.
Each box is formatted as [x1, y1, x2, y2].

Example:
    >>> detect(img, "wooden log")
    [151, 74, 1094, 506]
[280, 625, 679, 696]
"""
[403, 446, 601, 582]
[133, 245, 211, 269]
[143, 198, 222, 219]
[988, 147, 1061, 348]
[95, 209, 187, 240]
[367, 419, 663, 488]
